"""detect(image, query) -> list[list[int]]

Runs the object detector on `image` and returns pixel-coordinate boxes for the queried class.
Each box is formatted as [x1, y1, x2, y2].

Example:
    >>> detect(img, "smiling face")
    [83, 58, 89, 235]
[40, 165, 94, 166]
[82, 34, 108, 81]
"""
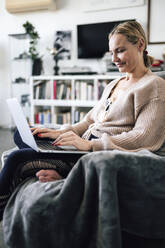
[109, 33, 143, 73]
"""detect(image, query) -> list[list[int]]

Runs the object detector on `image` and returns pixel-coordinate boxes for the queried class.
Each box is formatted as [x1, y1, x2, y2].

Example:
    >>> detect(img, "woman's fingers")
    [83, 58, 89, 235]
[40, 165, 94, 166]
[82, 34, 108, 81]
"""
[53, 131, 78, 146]
[31, 128, 61, 139]
[52, 131, 89, 151]
[53, 131, 76, 144]
[31, 127, 52, 135]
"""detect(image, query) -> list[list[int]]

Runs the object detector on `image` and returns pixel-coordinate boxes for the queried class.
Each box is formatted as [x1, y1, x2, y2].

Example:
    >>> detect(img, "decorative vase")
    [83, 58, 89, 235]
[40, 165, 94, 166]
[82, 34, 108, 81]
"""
[32, 58, 43, 75]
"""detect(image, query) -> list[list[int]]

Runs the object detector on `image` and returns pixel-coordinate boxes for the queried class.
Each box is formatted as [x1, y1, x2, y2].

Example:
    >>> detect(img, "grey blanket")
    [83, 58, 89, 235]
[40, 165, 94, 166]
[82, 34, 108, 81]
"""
[3, 149, 165, 248]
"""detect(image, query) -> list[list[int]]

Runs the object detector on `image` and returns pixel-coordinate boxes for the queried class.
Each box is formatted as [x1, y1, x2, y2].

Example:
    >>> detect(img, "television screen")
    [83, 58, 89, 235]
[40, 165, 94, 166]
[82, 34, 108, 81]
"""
[77, 19, 135, 59]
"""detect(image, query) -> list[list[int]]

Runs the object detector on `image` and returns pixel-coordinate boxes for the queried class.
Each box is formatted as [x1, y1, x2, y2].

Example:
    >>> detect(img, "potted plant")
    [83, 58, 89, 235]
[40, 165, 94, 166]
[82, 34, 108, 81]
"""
[23, 21, 43, 75]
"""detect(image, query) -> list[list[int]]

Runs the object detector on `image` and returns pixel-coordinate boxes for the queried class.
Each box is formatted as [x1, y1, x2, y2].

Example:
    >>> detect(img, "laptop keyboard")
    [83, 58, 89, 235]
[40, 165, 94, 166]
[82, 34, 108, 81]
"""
[36, 140, 64, 151]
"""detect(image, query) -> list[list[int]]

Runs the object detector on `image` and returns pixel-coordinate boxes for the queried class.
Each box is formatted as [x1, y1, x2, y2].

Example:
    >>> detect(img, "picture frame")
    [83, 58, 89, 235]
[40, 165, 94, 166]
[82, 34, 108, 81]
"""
[83, 0, 144, 12]
[147, 0, 165, 44]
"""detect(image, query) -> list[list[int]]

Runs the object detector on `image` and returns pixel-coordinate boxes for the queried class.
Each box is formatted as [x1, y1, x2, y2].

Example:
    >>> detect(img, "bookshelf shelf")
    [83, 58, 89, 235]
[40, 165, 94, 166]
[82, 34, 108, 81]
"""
[30, 74, 122, 126]
[33, 99, 96, 107]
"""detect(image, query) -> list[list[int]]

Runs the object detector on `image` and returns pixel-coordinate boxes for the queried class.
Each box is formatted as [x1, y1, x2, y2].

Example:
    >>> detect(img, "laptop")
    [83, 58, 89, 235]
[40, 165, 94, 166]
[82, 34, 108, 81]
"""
[7, 98, 89, 154]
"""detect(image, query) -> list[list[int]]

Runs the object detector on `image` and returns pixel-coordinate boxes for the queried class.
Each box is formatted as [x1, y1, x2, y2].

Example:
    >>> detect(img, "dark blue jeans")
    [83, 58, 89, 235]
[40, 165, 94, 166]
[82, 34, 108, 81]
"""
[0, 130, 83, 195]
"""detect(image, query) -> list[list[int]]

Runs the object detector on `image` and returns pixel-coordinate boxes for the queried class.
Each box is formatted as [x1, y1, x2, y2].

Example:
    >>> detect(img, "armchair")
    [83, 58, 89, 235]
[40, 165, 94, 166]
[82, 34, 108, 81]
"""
[2, 149, 165, 248]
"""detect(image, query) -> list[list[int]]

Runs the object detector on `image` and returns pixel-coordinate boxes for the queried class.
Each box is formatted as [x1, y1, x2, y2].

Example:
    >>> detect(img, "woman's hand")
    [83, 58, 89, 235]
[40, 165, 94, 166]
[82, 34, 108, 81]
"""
[53, 131, 92, 151]
[36, 169, 62, 182]
[31, 127, 63, 140]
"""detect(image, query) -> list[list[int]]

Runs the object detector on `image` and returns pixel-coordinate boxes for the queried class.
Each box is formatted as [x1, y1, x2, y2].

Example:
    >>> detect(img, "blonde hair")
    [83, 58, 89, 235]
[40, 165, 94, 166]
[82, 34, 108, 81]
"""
[109, 20, 153, 67]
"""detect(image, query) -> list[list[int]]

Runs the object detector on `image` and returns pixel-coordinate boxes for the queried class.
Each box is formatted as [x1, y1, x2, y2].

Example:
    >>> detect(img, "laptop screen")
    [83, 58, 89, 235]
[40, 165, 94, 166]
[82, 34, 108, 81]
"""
[7, 98, 38, 151]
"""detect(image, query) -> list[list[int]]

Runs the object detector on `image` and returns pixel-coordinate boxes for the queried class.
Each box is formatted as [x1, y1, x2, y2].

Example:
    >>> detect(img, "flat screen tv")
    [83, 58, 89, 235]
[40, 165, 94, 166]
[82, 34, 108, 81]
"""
[77, 19, 135, 59]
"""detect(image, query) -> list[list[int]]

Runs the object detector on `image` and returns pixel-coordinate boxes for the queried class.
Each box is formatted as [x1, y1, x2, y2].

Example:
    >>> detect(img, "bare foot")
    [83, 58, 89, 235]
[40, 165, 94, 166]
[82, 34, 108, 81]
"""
[36, 169, 62, 182]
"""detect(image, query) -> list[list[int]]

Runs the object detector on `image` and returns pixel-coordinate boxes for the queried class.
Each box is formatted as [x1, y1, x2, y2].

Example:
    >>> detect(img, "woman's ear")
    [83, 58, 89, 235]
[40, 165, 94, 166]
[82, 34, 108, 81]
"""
[137, 38, 145, 52]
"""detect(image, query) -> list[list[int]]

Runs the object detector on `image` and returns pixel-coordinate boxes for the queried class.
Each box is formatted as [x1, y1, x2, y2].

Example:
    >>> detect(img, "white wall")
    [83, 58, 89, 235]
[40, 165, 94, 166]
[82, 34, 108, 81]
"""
[0, 0, 165, 127]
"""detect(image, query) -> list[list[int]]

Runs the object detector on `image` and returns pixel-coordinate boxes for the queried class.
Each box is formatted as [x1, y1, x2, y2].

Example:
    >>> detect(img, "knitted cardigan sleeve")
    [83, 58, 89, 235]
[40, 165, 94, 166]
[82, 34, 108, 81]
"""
[90, 98, 165, 152]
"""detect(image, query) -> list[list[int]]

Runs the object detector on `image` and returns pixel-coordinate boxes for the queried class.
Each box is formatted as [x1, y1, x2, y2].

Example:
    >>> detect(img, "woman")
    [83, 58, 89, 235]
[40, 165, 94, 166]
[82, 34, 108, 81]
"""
[1, 20, 165, 220]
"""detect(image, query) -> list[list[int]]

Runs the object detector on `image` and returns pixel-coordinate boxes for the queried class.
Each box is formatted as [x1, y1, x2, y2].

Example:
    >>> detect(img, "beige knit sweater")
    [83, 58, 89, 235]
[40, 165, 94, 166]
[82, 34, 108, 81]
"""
[64, 70, 165, 152]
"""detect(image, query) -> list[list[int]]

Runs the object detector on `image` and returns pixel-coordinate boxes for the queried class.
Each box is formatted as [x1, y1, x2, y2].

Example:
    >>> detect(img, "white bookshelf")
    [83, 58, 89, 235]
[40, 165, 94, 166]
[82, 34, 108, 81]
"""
[30, 74, 122, 126]
[9, 33, 32, 121]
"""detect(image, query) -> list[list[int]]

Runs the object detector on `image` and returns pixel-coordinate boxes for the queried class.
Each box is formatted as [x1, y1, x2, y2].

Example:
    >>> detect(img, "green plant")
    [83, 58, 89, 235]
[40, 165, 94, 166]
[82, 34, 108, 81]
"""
[23, 21, 40, 60]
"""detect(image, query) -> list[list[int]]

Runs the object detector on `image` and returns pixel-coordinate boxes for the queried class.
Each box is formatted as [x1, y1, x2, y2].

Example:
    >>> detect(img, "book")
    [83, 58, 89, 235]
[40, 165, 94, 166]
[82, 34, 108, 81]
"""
[80, 81, 87, 100]
[53, 80, 57, 99]
[45, 81, 51, 99]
